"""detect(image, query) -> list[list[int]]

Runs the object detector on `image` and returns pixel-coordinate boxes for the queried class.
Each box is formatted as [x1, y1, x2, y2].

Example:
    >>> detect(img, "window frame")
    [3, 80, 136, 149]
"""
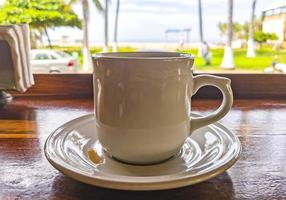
[10, 73, 286, 99]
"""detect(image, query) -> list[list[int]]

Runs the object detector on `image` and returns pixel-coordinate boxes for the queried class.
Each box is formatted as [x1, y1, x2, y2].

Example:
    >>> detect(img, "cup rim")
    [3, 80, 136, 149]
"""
[93, 51, 194, 60]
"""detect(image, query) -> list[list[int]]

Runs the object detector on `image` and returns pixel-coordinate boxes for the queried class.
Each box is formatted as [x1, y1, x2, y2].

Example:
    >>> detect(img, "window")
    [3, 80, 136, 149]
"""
[55, 51, 71, 58]
[34, 53, 50, 60]
[9, 0, 281, 75]
[50, 54, 58, 60]
[0, 0, 285, 98]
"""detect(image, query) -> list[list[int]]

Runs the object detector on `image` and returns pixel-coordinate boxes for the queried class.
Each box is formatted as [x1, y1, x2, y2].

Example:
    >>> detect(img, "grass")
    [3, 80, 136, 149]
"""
[182, 47, 286, 72]
[49, 45, 286, 72]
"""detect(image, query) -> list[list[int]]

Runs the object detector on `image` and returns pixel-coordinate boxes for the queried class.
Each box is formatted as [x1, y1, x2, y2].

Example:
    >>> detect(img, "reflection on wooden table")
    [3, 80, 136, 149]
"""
[0, 98, 286, 200]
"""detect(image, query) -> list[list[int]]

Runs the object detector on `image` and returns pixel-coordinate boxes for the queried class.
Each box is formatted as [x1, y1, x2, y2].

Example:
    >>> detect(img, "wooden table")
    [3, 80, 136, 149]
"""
[0, 98, 286, 200]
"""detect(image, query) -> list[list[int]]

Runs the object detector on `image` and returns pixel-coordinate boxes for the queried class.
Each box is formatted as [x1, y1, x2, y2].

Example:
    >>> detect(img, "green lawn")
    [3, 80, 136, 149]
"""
[51, 45, 286, 72]
[182, 47, 286, 72]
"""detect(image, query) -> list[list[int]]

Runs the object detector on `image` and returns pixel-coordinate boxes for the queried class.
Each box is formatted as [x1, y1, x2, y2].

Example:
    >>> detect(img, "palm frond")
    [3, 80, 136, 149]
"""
[93, 0, 104, 12]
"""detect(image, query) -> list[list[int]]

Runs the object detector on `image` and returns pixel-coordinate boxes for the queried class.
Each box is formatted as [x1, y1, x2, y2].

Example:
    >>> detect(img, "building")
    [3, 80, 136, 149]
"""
[262, 3, 286, 43]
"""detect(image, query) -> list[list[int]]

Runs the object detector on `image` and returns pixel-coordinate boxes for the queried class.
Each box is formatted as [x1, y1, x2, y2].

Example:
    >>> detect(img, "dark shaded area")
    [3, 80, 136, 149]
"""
[50, 173, 234, 200]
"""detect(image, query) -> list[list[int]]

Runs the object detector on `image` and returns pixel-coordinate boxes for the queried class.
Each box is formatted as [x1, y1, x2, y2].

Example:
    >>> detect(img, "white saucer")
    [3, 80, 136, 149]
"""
[44, 114, 241, 191]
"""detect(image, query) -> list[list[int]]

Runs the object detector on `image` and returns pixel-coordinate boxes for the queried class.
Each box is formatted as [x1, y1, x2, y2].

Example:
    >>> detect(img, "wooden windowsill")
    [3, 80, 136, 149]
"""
[9, 73, 286, 99]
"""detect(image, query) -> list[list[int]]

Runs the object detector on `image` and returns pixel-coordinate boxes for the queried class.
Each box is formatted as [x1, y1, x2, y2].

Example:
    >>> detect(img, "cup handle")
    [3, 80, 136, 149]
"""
[190, 75, 233, 133]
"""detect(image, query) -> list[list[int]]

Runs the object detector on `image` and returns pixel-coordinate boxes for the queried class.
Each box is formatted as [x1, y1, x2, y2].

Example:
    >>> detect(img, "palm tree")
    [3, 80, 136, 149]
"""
[82, 0, 89, 71]
[221, 0, 234, 69]
[246, 0, 257, 57]
[198, 0, 204, 57]
[81, 0, 103, 71]
[113, 0, 120, 52]
[103, 0, 109, 52]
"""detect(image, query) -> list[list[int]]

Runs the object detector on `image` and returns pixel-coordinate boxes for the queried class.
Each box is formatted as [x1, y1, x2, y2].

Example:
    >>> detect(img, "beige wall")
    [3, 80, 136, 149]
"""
[263, 14, 285, 43]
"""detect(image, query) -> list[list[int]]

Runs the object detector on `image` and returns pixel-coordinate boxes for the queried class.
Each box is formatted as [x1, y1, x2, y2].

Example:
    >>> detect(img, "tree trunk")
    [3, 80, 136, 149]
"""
[103, 0, 109, 52]
[30, 30, 40, 48]
[113, 0, 120, 52]
[82, 0, 92, 72]
[44, 27, 52, 49]
[247, 0, 256, 57]
[198, 0, 204, 57]
[221, 0, 234, 69]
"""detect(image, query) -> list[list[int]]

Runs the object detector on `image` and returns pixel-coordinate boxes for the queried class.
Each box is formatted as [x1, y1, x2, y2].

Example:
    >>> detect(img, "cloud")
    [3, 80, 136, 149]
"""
[51, 0, 286, 43]
[120, 0, 250, 7]
[121, 4, 181, 14]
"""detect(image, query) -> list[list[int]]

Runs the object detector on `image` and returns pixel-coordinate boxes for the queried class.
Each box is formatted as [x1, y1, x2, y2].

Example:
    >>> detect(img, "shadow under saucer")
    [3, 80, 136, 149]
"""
[49, 172, 235, 200]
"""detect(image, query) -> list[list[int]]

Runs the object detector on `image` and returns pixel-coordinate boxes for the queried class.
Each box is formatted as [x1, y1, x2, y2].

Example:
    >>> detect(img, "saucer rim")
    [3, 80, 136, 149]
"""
[44, 113, 241, 190]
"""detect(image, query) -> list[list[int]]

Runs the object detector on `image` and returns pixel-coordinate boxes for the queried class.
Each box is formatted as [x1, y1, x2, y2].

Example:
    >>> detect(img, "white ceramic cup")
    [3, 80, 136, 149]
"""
[93, 52, 233, 165]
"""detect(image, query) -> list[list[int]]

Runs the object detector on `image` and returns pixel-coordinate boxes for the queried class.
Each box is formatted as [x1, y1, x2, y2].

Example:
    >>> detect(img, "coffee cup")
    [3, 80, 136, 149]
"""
[93, 52, 233, 165]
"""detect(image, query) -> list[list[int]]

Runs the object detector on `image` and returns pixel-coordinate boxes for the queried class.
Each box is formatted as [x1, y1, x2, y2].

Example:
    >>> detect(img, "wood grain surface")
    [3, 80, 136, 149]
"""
[0, 98, 286, 200]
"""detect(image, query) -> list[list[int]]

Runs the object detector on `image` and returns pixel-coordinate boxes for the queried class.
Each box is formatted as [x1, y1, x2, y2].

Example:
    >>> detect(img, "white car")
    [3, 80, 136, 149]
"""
[31, 49, 80, 73]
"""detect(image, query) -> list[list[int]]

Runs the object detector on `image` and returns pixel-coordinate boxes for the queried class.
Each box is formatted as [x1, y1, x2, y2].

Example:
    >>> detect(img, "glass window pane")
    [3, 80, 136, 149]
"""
[34, 53, 50, 60]
[0, 0, 284, 75]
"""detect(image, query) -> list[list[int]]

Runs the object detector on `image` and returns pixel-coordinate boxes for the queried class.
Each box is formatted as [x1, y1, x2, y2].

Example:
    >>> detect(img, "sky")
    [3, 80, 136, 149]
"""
[1, 0, 285, 43]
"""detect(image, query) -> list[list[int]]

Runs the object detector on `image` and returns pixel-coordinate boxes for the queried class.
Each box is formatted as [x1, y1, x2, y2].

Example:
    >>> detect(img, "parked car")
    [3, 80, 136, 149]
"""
[31, 49, 80, 73]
